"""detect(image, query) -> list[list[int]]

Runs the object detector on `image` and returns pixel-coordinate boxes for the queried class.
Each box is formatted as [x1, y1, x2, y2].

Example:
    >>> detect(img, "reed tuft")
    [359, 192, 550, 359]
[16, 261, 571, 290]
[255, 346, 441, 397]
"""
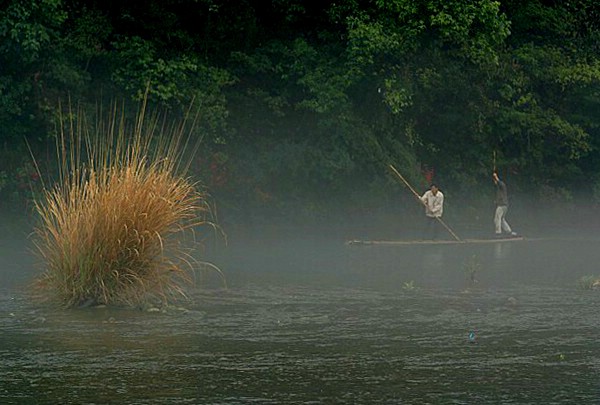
[31, 101, 215, 307]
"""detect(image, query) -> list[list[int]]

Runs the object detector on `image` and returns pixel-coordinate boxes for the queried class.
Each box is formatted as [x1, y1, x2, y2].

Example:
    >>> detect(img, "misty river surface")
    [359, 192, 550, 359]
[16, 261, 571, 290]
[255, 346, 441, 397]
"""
[2, 231, 600, 404]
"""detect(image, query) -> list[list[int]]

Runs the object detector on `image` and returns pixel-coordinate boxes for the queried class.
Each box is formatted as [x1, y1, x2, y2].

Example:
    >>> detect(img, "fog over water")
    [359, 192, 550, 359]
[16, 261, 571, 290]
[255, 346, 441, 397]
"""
[2, 207, 600, 403]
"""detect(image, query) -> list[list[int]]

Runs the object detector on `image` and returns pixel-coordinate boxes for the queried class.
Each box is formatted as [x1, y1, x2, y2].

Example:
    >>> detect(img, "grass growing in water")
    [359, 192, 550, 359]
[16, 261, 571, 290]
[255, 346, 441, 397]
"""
[464, 254, 482, 284]
[576, 275, 600, 290]
[31, 101, 217, 307]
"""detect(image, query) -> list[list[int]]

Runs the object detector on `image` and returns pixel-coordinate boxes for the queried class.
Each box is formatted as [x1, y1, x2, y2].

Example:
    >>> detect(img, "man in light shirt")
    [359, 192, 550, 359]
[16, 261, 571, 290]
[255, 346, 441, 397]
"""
[492, 172, 517, 238]
[420, 184, 444, 239]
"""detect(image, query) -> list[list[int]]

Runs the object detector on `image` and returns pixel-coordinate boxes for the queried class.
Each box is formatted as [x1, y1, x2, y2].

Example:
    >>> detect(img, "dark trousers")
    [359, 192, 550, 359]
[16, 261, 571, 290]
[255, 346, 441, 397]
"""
[423, 216, 441, 240]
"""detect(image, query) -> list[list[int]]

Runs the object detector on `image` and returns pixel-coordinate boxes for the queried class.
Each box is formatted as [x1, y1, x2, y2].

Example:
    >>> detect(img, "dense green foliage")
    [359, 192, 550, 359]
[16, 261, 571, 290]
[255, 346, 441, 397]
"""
[1, 0, 598, 229]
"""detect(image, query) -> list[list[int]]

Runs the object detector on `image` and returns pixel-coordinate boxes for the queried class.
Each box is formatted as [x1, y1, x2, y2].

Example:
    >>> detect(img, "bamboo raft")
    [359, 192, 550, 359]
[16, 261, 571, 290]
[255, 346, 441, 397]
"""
[346, 236, 525, 246]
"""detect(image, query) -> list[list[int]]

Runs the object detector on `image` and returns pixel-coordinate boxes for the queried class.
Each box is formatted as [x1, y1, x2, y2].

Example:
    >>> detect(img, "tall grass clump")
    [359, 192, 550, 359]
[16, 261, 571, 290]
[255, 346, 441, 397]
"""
[32, 100, 216, 307]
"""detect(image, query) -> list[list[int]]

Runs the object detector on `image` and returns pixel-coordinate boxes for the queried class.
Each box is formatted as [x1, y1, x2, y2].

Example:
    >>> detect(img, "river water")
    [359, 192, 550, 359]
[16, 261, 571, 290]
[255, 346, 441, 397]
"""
[2, 231, 600, 404]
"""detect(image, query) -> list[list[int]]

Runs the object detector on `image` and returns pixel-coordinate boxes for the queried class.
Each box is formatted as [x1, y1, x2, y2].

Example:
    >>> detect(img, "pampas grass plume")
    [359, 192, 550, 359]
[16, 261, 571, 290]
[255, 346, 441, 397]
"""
[32, 100, 217, 307]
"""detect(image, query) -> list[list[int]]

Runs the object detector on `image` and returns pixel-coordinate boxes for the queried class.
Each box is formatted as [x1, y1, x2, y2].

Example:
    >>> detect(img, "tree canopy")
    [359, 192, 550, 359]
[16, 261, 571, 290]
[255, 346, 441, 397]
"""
[1, 0, 598, 228]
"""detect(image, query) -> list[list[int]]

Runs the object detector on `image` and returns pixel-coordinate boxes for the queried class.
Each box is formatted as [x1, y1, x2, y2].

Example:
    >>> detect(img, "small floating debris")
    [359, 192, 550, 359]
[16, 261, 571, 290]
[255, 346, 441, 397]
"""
[468, 330, 478, 344]
[402, 280, 417, 291]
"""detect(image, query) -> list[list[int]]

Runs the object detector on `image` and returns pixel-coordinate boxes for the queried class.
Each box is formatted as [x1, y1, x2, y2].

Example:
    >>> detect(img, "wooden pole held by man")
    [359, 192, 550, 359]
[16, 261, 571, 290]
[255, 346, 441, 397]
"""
[388, 164, 461, 241]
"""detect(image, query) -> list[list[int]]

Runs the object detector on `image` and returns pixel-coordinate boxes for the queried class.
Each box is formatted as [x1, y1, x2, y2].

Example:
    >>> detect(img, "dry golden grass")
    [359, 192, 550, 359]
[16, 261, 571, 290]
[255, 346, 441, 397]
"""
[32, 101, 217, 307]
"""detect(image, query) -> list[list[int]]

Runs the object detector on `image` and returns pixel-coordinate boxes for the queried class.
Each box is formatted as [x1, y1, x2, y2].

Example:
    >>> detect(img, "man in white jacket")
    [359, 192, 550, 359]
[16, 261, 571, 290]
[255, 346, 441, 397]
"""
[420, 184, 444, 239]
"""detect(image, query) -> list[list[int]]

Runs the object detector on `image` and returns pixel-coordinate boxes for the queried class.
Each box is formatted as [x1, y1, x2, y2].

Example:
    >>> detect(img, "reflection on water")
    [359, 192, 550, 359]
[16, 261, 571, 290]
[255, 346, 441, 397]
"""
[2, 238, 600, 403]
[493, 240, 512, 260]
[421, 248, 444, 271]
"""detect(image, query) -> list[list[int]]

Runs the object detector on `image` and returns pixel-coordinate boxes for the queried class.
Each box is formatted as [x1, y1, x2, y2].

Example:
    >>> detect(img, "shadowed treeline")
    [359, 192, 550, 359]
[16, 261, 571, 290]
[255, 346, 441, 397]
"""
[0, 0, 598, 231]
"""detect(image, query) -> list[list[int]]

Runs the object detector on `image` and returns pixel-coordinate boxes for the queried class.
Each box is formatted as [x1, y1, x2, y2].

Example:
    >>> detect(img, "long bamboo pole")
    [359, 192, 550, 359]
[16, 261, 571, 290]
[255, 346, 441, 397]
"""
[388, 164, 461, 241]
